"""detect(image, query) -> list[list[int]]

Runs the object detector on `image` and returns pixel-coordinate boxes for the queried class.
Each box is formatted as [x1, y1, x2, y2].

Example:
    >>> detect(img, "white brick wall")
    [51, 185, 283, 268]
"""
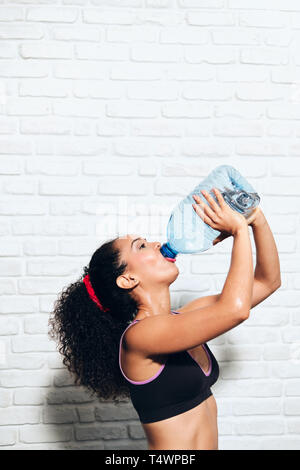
[0, 0, 299, 450]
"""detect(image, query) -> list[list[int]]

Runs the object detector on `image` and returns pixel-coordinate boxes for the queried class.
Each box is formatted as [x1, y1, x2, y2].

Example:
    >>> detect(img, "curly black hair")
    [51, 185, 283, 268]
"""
[48, 237, 139, 403]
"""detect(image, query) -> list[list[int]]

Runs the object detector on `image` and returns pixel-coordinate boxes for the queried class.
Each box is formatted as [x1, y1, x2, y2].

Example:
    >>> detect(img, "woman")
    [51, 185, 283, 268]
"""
[49, 188, 281, 450]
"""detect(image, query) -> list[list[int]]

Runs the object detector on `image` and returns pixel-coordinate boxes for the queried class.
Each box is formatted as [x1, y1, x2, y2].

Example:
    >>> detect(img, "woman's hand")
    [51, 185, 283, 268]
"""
[212, 206, 263, 246]
[192, 188, 247, 237]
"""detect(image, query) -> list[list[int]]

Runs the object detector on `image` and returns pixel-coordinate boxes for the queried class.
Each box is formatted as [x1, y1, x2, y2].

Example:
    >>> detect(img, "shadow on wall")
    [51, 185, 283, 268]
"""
[45, 369, 148, 450]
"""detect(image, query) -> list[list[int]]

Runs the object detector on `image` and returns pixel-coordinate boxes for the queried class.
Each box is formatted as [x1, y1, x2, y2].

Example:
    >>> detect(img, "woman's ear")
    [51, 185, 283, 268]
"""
[116, 274, 139, 290]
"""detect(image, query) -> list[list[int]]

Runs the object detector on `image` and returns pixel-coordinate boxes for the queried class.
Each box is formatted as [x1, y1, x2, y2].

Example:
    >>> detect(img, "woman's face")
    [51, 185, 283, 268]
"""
[115, 234, 179, 290]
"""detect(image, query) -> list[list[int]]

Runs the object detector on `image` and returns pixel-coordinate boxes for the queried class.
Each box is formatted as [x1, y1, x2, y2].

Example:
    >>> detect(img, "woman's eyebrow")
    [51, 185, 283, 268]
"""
[131, 237, 146, 249]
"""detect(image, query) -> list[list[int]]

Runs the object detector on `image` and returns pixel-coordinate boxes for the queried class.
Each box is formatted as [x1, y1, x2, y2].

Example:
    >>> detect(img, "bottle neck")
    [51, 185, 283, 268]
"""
[160, 243, 178, 259]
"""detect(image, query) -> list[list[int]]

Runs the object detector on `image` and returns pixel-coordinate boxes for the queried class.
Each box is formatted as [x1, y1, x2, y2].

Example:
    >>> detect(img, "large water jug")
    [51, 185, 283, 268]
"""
[160, 165, 260, 261]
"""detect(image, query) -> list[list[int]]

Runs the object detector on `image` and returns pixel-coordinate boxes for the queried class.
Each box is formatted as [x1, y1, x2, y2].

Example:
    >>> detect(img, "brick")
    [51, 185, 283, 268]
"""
[235, 418, 285, 435]
[0, 240, 21, 256]
[73, 81, 123, 100]
[0, 371, 51, 388]
[161, 27, 208, 45]
[20, 424, 72, 443]
[233, 399, 281, 416]
[132, 44, 180, 63]
[235, 83, 286, 101]
[0, 428, 17, 446]
[54, 372, 76, 387]
[26, 158, 79, 175]
[53, 26, 100, 42]
[178, 0, 224, 7]
[0, 138, 31, 154]
[83, 9, 136, 25]
[227, 328, 280, 344]
[48, 355, 65, 370]
[0, 26, 44, 40]
[221, 363, 268, 379]
[166, 63, 214, 81]
[216, 345, 261, 361]
[0, 7, 24, 22]
[54, 63, 106, 80]
[104, 439, 147, 450]
[0, 389, 12, 407]
[0, 407, 40, 425]
[216, 103, 266, 120]
[26, 7, 78, 23]
[7, 98, 51, 116]
[20, 82, 69, 99]
[0, 296, 38, 314]
[187, 11, 235, 26]
[39, 295, 58, 313]
[75, 423, 127, 441]
[239, 11, 287, 29]
[212, 29, 260, 46]
[96, 119, 129, 137]
[229, 0, 277, 8]
[14, 389, 45, 406]
[83, 160, 135, 176]
[128, 424, 146, 439]
[162, 102, 212, 118]
[284, 398, 300, 415]
[0, 158, 21, 175]
[0, 318, 19, 335]
[95, 403, 138, 421]
[107, 25, 158, 43]
[183, 83, 234, 101]
[12, 335, 56, 353]
[6, 354, 44, 370]
[107, 101, 158, 118]
[236, 141, 286, 156]
[58, 239, 98, 256]
[27, 260, 80, 277]
[23, 240, 57, 256]
[43, 406, 77, 424]
[185, 46, 236, 64]
[47, 389, 95, 405]
[0, 199, 47, 215]
[39, 179, 92, 196]
[18, 278, 65, 295]
[3, 178, 37, 195]
[240, 47, 288, 65]
[217, 65, 268, 82]
[24, 316, 49, 334]
[0, 221, 10, 236]
[75, 43, 129, 61]
[98, 178, 149, 195]
[127, 82, 179, 101]
[136, 9, 184, 27]
[20, 43, 72, 60]
[111, 63, 162, 80]
[77, 406, 95, 423]
[214, 379, 283, 398]
[0, 259, 21, 277]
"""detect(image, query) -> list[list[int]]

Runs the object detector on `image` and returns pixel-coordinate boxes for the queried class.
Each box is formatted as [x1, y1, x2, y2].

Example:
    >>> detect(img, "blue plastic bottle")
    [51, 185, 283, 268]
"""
[160, 165, 260, 260]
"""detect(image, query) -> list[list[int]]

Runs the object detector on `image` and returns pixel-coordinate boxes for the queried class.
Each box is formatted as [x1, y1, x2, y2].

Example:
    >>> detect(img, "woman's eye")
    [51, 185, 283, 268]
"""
[140, 243, 146, 249]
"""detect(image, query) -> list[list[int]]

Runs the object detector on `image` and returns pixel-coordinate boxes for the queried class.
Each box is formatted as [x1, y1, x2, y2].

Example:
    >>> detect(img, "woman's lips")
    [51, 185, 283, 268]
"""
[165, 257, 176, 263]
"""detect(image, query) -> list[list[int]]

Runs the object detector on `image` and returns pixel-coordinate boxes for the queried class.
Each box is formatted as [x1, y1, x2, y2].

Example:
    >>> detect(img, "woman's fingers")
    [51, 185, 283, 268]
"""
[212, 188, 226, 208]
[200, 189, 221, 213]
[192, 193, 216, 221]
[192, 198, 216, 228]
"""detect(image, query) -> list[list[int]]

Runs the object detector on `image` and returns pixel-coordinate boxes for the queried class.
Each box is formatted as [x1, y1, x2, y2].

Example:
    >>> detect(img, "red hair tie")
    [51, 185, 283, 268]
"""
[83, 274, 110, 312]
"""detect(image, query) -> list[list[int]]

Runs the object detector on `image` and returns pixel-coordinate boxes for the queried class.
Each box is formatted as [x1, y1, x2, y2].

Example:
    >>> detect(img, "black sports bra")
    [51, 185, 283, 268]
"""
[119, 310, 219, 424]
